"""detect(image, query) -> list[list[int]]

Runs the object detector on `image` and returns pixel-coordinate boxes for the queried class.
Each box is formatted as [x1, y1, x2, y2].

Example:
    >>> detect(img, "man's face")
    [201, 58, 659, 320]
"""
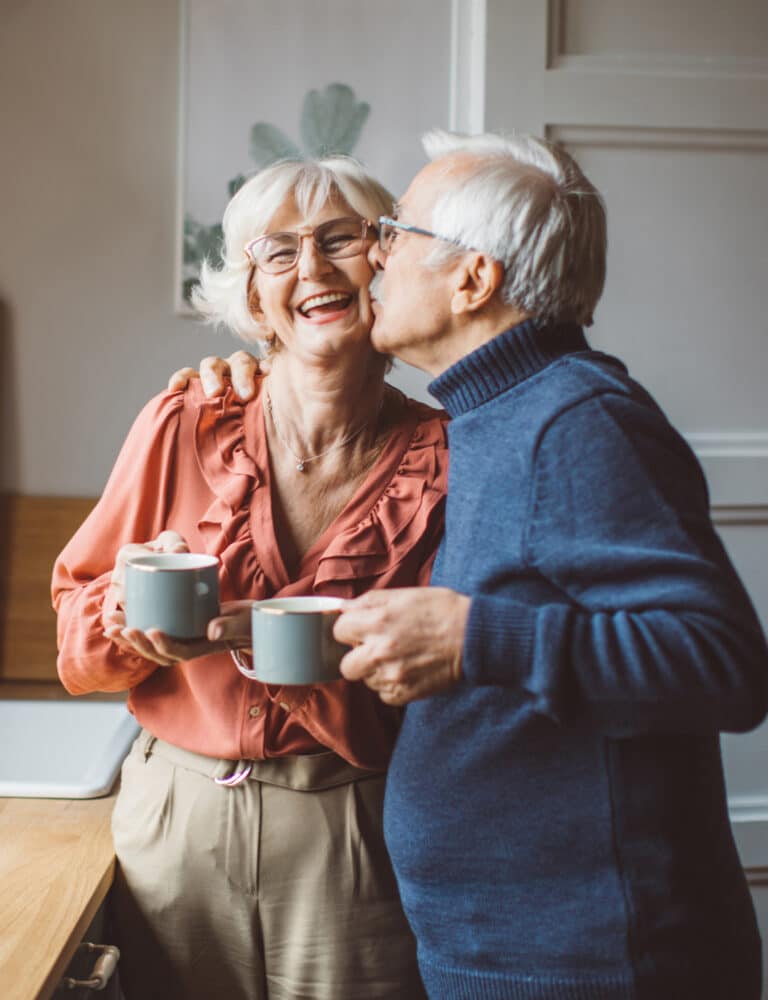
[367, 159, 464, 374]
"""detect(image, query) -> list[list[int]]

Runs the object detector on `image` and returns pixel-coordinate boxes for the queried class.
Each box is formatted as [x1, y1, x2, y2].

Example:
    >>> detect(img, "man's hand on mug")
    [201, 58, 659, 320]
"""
[334, 588, 470, 705]
[167, 351, 261, 400]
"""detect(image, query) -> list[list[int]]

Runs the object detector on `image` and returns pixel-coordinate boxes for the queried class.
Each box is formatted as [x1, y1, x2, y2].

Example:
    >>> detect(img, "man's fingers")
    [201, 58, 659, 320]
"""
[333, 591, 394, 646]
[378, 684, 409, 706]
[172, 352, 260, 401]
[338, 642, 387, 683]
[227, 351, 260, 401]
[167, 367, 199, 392]
[200, 356, 231, 398]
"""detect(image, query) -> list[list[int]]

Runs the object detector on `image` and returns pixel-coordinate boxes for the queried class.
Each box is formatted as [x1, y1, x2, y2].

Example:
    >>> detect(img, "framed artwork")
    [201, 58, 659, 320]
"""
[175, 0, 456, 314]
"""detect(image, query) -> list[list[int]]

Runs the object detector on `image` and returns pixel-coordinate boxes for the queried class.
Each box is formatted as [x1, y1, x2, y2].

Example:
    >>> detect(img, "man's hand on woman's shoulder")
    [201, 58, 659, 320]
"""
[167, 350, 261, 400]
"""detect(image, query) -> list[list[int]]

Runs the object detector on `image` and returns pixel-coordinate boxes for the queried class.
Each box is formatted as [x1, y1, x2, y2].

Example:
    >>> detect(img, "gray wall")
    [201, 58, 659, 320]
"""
[0, 0, 437, 497]
[1, 1, 255, 496]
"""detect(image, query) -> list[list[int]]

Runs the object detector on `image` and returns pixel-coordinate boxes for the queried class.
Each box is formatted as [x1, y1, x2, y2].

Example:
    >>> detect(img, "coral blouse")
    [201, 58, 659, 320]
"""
[52, 379, 448, 771]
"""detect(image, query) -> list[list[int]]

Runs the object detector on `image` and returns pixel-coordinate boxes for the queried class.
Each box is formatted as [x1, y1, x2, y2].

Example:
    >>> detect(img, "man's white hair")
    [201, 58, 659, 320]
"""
[193, 157, 394, 344]
[421, 130, 607, 326]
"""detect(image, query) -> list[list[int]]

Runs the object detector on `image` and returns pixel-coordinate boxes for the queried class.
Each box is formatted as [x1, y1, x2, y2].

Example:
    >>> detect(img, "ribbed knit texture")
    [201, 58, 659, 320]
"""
[418, 959, 635, 1000]
[384, 321, 767, 999]
[429, 318, 586, 415]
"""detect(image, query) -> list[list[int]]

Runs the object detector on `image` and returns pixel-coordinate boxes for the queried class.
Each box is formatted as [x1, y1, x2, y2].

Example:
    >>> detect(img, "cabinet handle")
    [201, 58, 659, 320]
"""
[59, 942, 120, 991]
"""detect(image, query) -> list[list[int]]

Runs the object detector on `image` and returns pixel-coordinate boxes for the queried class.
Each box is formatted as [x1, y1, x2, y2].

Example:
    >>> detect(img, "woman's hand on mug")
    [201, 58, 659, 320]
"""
[108, 530, 190, 609]
[102, 530, 190, 663]
[103, 599, 253, 668]
[167, 351, 262, 400]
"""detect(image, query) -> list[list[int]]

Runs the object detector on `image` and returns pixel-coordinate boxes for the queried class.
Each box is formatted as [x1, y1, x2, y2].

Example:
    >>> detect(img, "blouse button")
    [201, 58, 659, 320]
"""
[248, 705, 261, 718]
[279, 701, 291, 712]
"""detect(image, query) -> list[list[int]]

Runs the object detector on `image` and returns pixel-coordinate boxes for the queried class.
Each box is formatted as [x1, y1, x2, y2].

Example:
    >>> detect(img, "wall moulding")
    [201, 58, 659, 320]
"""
[449, 0, 486, 133]
[745, 867, 768, 888]
[729, 799, 768, 870]
[687, 433, 768, 513]
[546, 123, 767, 513]
[547, 123, 768, 154]
[546, 0, 768, 79]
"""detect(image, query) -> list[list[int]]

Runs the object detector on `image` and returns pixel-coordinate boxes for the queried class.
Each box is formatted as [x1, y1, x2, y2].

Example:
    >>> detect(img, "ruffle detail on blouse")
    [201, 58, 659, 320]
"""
[188, 380, 448, 595]
[191, 383, 266, 598]
[313, 408, 449, 588]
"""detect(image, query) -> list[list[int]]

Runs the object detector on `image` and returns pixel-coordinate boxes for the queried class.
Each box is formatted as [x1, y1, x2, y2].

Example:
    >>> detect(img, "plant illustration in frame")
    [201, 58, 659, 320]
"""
[181, 83, 371, 306]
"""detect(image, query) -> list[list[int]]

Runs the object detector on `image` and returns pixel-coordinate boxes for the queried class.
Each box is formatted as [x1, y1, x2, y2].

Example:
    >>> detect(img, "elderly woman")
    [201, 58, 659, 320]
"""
[52, 157, 447, 1000]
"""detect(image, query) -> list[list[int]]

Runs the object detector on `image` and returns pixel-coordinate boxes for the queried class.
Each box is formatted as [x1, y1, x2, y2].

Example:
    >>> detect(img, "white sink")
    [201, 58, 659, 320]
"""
[0, 699, 139, 798]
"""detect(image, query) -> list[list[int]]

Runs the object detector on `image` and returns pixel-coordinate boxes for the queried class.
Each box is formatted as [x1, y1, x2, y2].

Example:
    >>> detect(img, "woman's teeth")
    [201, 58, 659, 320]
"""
[298, 293, 352, 316]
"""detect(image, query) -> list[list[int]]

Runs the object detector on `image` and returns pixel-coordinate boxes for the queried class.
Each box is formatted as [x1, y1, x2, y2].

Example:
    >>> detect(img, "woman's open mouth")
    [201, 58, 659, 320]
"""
[297, 292, 353, 319]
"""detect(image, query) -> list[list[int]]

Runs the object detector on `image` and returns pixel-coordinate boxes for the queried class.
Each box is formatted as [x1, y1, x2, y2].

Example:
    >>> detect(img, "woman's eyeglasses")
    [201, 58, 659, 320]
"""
[244, 217, 376, 275]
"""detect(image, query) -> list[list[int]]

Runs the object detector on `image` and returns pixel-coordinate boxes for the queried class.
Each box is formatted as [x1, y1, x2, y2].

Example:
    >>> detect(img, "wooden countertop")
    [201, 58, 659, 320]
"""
[0, 793, 117, 1000]
[0, 683, 120, 1000]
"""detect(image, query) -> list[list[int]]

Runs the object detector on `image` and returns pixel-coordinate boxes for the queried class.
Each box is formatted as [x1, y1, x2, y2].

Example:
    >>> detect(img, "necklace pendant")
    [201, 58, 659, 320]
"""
[296, 461, 305, 472]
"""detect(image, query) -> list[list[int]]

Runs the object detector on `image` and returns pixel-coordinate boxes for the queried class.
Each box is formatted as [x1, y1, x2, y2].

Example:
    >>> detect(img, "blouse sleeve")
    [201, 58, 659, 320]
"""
[52, 391, 186, 694]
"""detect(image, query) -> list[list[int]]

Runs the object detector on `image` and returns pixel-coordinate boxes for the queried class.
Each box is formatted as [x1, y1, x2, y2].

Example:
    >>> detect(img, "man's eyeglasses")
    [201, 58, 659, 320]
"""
[377, 216, 468, 255]
[244, 217, 376, 275]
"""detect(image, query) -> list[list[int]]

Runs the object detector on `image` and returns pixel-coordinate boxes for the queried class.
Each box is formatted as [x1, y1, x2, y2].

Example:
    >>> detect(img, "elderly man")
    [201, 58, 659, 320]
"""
[338, 131, 767, 999]
[178, 131, 767, 999]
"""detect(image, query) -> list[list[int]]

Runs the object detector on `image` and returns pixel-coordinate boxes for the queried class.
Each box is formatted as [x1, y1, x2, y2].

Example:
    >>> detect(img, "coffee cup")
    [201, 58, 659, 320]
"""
[124, 552, 220, 639]
[234, 596, 350, 685]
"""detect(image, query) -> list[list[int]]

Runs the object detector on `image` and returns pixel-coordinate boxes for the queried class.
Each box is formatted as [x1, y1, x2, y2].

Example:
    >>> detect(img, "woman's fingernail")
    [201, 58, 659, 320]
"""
[210, 624, 223, 640]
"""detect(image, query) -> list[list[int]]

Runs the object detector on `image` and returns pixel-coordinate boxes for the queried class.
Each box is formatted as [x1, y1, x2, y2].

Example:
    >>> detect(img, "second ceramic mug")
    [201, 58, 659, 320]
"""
[235, 596, 350, 685]
[124, 552, 220, 639]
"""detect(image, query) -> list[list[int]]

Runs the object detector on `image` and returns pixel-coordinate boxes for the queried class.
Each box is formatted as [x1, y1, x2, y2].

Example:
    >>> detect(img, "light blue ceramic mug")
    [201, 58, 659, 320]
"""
[235, 596, 349, 685]
[124, 552, 220, 639]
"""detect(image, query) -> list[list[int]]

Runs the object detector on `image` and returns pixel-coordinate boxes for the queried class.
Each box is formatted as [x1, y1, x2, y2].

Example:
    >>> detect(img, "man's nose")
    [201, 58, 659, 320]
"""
[368, 241, 386, 271]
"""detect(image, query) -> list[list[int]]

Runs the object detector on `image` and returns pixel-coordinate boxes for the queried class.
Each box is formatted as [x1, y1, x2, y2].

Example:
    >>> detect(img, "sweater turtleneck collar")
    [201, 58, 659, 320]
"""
[427, 319, 589, 417]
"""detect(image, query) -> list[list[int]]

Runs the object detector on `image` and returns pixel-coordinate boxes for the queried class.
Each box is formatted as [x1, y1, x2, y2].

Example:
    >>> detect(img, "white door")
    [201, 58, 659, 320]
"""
[450, 0, 768, 985]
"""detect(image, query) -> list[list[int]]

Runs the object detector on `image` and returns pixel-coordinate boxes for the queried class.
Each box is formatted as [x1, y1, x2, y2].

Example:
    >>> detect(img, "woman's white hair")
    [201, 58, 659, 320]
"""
[192, 157, 394, 345]
[421, 130, 607, 326]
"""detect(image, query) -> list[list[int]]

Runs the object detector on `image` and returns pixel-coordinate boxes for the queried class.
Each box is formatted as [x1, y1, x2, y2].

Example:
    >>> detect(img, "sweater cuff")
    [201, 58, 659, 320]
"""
[463, 594, 537, 686]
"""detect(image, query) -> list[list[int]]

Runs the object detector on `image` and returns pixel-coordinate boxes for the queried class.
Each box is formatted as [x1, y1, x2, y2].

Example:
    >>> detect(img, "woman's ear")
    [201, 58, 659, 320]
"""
[247, 285, 277, 348]
[247, 283, 264, 323]
[451, 254, 505, 315]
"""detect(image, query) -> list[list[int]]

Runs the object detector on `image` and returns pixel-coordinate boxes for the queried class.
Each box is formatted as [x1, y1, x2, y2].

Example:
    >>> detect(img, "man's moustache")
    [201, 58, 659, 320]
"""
[369, 273, 385, 305]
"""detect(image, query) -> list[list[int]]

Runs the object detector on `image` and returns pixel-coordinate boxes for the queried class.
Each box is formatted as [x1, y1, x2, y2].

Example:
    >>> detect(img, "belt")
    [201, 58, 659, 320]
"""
[136, 728, 383, 791]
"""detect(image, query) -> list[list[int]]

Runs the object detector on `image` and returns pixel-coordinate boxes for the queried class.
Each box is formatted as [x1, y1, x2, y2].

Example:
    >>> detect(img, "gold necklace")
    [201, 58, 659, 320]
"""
[264, 390, 384, 473]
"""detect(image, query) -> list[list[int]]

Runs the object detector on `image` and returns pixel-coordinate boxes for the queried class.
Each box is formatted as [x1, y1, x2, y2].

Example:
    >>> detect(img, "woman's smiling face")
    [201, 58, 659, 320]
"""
[250, 194, 376, 364]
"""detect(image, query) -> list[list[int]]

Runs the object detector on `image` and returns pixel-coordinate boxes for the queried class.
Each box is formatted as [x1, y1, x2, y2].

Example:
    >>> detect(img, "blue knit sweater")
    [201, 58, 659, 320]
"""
[384, 321, 767, 1000]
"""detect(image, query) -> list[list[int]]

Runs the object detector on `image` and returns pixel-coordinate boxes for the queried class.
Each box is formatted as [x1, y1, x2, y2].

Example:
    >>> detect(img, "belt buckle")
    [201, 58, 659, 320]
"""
[214, 761, 253, 786]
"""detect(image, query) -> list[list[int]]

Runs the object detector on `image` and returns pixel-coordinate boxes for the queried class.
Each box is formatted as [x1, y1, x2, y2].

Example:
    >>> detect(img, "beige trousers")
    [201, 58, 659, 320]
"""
[111, 731, 425, 1000]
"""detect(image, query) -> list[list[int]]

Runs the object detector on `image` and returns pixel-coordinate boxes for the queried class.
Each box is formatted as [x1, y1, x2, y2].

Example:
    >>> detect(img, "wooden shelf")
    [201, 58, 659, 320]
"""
[0, 494, 96, 683]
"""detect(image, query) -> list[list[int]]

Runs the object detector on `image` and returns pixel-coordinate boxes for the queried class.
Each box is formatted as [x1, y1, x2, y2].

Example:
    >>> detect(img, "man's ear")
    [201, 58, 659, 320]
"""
[451, 254, 505, 315]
